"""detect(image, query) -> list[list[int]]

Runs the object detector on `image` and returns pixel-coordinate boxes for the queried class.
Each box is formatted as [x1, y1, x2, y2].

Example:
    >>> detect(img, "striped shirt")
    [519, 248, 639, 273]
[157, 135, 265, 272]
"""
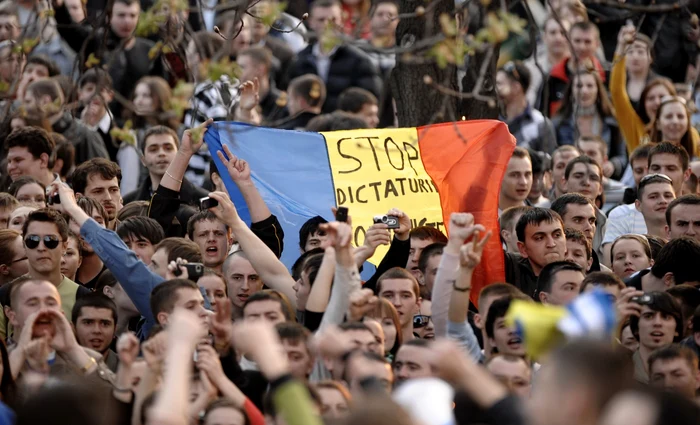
[183, 77, 239, 186]
[602, 203, 648, 245]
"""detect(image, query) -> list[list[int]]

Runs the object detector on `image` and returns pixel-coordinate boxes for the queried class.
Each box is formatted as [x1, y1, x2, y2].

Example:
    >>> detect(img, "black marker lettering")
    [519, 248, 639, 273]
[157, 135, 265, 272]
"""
[384, 179, 399, 199]
[338, 138, 362, 174]
[356, 185, 368, 204]
[368, 181, 382, 202]
[402, 142, 419, 175]
[384, 137, 404, 171]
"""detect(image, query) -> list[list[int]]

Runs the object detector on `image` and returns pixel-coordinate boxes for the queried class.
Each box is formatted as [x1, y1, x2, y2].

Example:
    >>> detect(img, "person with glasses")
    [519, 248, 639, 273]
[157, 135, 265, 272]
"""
[0, 209, 90, 342]
[0, 229, 28, 287]
[496, 61, 556, 154]
[634, 174, 677, 239]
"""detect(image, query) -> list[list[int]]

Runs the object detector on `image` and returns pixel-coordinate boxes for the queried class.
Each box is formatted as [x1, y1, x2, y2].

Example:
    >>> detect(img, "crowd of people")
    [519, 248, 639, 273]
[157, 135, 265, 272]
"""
[0, 0, 698, 423]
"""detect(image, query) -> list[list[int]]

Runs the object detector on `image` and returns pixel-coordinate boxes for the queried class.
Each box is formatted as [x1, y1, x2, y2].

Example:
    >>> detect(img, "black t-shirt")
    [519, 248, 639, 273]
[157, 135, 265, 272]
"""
[76, 266, 107, 291]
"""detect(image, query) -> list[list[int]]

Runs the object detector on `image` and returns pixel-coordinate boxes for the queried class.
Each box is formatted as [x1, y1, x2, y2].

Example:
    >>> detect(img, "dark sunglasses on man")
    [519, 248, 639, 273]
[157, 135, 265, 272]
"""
[24, 235, 61, 250]
[413, 314, 431, 329]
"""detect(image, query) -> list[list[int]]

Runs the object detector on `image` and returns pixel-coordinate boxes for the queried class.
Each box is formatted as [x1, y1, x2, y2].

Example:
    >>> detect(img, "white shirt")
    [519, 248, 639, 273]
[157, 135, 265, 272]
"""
[312, 43, 339, 83]
[602, 203, 648, 245]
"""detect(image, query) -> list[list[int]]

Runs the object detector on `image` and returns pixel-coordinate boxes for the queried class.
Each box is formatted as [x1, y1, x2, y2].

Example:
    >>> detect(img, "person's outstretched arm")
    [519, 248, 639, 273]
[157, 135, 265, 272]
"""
[207, 191, 297, 310]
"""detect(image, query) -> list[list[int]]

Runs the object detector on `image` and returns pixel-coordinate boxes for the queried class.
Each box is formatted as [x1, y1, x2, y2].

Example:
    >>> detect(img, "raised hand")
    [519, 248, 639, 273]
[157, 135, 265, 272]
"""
[447, 212, 486, 254]
[386, 208, 411, 241]
[117, 332, 140, 369]
[196, 344, 226, 386]
[142, 332, 168, 373]
[616, 287, 644, 323]
[238, 78, 260, 112]
[25, 336, 50, 374]
[318, 221, 353, 251]
[459, 230, 492, 270]
[46, 309, 79, 354]
[168, 308, 205, 347]
[348, 288, 378, 321]
[362, 223, 391, 253]
[180, 118, 213, 156]
[217, 144, 251, 183]
[209, 300, 234, 354]
[206, 191, 240, 227]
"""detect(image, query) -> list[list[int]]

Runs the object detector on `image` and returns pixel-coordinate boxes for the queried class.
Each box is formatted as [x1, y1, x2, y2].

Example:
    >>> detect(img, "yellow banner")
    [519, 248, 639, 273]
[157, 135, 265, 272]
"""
[322, 128, 444, 264]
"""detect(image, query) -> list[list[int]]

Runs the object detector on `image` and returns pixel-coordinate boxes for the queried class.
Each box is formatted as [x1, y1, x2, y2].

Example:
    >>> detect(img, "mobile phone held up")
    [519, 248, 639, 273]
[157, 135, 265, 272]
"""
[199, 197, 219, 211]
[374, 214, 400, 229]
[335, 207, 349, 223]
[173, 262, 205, 281]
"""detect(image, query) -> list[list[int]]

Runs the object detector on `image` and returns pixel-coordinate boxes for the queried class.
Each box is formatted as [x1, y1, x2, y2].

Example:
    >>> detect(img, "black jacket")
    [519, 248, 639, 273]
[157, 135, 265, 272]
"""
[148, 185, 285, 258]
[52, 112, 110, 164]
[123, 178, 208, 206]
[364, 237, 410, 294]
[54, 4, 163, 117]
[504, 252, 538, 300]
[287, 43, 383, 113]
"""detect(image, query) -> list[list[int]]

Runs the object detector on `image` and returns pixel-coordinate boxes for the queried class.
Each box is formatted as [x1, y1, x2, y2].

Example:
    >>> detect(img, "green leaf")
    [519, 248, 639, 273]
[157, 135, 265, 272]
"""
[85, 53, 100, 68]
[204, 58, 240, 82]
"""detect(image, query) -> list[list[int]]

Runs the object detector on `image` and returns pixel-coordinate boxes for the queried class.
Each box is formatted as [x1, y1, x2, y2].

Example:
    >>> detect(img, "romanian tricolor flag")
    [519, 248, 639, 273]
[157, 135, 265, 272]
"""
[205, 120, 515, 303]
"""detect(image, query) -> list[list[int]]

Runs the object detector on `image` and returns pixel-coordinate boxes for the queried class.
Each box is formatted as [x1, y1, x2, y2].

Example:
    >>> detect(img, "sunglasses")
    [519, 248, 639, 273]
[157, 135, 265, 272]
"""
[413, 314, 431, 329]
[639, 173, 673, 184]
[24, 235, 61, 250]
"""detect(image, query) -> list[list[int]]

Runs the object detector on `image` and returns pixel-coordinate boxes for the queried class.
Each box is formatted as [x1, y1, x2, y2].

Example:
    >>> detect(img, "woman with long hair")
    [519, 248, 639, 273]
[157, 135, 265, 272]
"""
[365, 298, 403, 361]
[553, 70, 627, 178]
[611, 23, 700, 156]
[649, 96, 699, 157]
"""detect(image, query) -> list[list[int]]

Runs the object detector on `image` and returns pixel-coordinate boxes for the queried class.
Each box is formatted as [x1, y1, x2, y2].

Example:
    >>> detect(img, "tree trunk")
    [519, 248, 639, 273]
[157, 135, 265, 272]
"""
[390, 0, 460, 127]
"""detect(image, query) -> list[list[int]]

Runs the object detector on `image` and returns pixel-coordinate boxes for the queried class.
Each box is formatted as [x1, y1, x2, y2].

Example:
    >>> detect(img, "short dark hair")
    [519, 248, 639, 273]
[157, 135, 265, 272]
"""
[666, 194, 700, 226]
[95, 269, 117, 293]
[666, 284, 700, 331]
[310, 0, 341, 12]
[237, 46, 272, 70]
[337, 87, 378, 113]
[117, 216, 165, 246]
[485, 296, 512, 339]
[650, 237, 700, 284]
[142, 126, 179, 154]
[25, 55, 60, 77]
[242, 291, 291, 320]
[26, 78, 63, 103]
[498, 60, 531, 92]
[576, 136, 607, 159]
[418, 242, 445, 274]
[648, 142, 690, 171]
[187, 210, 229, 240]
[53, 140, 75, 179]
[409, 226, 447, 244]
[638, 174, 675, 200]
[22, 208, 69, 242]
[154, 237, 202, 264]
[499, 205, 532, 232]
[648, 344, 699, 375]
[291, 248, 324, 281]
[580, 271, 625, 293]
[478, 282, 524, 313]
[564, 155, 602, 180]
[629, 291, 683, 341]
[692, 304, 700, 335]
[550, 193, 592, 219]
[377, 267, 420, 300]
[288, 74, 326, 108]
[515, 208, 563, 243]
[536, 261, 584, 295]
[565, 228, 591, 259]
[645, 234, 667, 260]
[71, 292, 118, 326]
[76, 196, 108, 224]
[150, 278, 200, 319]
[70, 158, 122, 194]
[276, 321, 311, 346]
[6, 127, 55, 160]
[629, 144, 653, 164]
[78, 68, 113, 91]
[305, 111, 368, 131]
[299, 216, 327, 251]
